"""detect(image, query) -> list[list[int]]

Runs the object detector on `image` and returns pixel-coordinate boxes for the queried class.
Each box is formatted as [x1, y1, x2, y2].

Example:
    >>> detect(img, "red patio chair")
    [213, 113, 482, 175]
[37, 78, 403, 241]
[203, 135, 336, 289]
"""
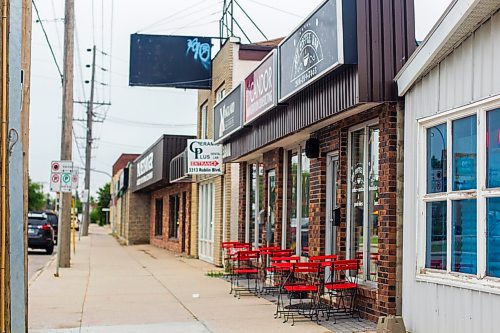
[276, 262, 323, 326]
[230, 250, 260, 299]
[323, 259, 360, 323]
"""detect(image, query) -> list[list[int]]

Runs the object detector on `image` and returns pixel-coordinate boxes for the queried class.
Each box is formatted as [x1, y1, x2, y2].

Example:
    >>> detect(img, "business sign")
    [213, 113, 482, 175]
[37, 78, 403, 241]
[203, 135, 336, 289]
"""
[187, 140, 222, 175]
[213, 84, 243, 143]
[50, 160, 73, 193]
[129, 34, 212, 89]
[136, 151, 154, 187]
[244, 50, 277, 124]
[279, 0, 354, 101]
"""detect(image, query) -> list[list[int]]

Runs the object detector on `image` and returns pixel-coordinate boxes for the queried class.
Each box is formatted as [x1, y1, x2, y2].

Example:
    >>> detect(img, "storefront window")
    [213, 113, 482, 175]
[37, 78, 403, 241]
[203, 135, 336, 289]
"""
[451, 200, 477, 275]
[425, 201, 447, 270]
[301, 152, 310, 257]
[154, 198, 163, 236]
[249, 164, 257, 247]
[452, 115, 477, 191]
[427, 124, 447, 193]
[350, 129, 365, 277]
[348, 122, 379, 282]
[420, 105, 500, 282]
[289, 154, 298, 253]
[368, 127, 379, 281]
[248, 163, 263, 248]
[487, 109, 500, 188]
[487, 197, 500, 277]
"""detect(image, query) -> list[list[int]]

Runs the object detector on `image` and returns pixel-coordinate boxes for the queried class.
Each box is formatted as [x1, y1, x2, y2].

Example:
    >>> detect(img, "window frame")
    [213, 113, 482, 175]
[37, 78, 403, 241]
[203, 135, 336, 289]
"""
[154, 198, 163, 237]
[346, 118, 379, 286]
[169, 194, 180, 239]
[417, 96, 500, 292]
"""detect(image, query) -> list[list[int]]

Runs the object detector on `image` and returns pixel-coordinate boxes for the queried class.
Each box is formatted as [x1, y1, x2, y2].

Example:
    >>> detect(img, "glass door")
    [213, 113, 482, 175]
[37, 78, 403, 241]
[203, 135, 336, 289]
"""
[198, 182, 215, 263]
[326, 153, 339, 255]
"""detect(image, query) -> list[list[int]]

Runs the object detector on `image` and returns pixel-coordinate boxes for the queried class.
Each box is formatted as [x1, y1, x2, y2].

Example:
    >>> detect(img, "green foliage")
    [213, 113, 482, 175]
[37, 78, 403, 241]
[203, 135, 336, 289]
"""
[28, 177, 46, 211]
[90, 208, 99, 224]
[95, 182, 111, 225]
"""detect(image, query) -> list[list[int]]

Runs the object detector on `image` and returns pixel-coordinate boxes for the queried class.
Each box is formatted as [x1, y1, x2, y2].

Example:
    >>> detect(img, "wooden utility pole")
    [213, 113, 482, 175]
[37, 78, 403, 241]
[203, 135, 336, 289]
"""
[81, 45, 96, 237]
[58, 0, 75, 268]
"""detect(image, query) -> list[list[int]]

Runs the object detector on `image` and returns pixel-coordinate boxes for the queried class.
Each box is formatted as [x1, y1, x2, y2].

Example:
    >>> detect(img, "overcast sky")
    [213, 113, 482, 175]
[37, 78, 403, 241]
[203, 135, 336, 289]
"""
[29, 0, 453, 196]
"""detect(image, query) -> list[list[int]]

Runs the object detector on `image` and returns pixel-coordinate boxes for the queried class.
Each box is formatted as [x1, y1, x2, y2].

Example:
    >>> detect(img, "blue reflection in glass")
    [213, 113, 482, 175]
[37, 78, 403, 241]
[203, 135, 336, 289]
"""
[452, 200, 477, 274]
[427, 124, 447, 193]
[487, 109, 500, 188]
[426, 201, 447, 270]
[452, 116, 477, 191]
[487, 197, 500, 277]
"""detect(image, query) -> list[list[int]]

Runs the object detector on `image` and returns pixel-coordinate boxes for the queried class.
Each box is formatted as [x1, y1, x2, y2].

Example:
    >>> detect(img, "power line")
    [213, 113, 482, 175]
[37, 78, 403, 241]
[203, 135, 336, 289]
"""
[171, 10, 221, 34]
[243, 0, 304, 19]
[32, 0, 63, 82]
[104, 115, 196, 128]
[136, 0, 208, 33]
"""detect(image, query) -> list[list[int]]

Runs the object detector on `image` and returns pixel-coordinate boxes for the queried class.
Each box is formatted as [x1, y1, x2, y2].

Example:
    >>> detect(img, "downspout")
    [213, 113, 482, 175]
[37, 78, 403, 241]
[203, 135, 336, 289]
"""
[0, 0, 8, 331]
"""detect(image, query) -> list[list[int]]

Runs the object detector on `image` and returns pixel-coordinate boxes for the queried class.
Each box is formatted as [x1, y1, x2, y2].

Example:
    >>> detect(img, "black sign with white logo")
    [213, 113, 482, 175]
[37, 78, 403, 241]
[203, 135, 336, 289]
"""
[129, 34, 212, 89]
[213, 84, 243, 143]
[279, 0, 356, 101]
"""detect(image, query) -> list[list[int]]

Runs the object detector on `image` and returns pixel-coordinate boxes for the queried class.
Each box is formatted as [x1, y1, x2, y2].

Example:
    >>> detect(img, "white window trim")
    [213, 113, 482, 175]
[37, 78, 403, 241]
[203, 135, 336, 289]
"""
[346, 118, 378, 287]
[246, 160, 263, 249]
[200, 102, 208, 139]
[416, 96, 500, 293]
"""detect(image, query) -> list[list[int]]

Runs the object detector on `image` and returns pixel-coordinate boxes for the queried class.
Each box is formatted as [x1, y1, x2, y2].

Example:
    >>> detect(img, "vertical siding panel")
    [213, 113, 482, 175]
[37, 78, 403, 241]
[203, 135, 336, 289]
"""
[370, 0, 382, 100]
[480, 18, 493, 96]
[472, 28, 482, 101]
[493, 12, 500, 93]
[462, 36, 474, 105]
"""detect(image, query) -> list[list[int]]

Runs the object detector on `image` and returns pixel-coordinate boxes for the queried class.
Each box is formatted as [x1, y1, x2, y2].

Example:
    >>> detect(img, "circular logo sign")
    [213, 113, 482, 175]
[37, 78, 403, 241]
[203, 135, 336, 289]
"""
[62, 173, 71, 184]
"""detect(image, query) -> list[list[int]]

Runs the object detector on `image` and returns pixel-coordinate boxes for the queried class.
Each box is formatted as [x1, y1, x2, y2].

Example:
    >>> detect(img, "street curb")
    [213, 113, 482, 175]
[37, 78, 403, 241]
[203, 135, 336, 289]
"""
[28, 254, 57, 287]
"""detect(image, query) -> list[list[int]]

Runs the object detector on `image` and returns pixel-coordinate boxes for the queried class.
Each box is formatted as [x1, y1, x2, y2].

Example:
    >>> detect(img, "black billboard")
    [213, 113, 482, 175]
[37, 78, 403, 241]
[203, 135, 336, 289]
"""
[129, 34, 212, 89]
[279, 0, 357, 101]
[213, 84, 243, 143]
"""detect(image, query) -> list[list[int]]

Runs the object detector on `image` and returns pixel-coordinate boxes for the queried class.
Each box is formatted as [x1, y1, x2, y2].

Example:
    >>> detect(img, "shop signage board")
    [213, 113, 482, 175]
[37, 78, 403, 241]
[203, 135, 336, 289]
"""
[129, 34, 212, 89]
[187, 139, 223, 175]
[50, 160, 73, 193]
[213, 83, 243, 143]
[136, 151, 154, 187]
[244, 50, 277, 124]
[278, 0, 356, 102]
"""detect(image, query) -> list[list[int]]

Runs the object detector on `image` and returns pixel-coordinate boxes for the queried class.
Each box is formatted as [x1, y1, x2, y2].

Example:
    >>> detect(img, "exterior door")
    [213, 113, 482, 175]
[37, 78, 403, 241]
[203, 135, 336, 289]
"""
[326, 153, 339, 255]
[267, 170, 276, 246]
[198, 182, 215, 263]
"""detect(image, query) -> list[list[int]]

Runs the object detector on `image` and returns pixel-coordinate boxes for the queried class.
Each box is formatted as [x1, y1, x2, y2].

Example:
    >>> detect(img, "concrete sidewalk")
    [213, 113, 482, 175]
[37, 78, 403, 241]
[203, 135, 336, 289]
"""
[29, 225, 373, 333]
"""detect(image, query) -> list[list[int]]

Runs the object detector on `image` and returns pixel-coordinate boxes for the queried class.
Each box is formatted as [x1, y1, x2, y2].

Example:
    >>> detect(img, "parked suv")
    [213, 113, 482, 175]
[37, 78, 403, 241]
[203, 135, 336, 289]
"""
[28, 212, 55, 254]
[32, 210, 59, 244]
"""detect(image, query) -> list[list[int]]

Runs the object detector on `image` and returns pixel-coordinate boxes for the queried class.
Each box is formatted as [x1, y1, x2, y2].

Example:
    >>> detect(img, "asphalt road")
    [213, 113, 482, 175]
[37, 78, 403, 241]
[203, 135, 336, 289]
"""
[28, 246, 56, 281]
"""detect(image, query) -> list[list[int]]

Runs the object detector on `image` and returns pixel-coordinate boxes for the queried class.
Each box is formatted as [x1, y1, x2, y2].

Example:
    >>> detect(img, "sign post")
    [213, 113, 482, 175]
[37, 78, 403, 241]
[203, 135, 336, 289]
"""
[187, 140, 223, 175]
[50, 160, 73, 277]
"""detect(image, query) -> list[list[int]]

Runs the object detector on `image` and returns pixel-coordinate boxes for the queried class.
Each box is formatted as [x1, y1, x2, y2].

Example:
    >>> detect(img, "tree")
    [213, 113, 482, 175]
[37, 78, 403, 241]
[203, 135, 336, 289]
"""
[28, 177, 46, 211]
[92, 182, 111, 225]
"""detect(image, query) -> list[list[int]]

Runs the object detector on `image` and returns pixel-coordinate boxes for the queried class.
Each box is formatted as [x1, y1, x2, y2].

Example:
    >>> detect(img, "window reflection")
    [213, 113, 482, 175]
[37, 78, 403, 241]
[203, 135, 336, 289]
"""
[289, 154, 298, 252]
[452, 116, 477, 191]
[427, 124, 447, 193]
[487, 109, 500, 188]
[350, 129, 365, 278]
[368, 127, 379, 281]
[487, 197, 500, 278]
[249, 164, 256, 247]
[452, 200, 477, 275]
[425, 201, 447, 270]
[301, 152, 310, 257]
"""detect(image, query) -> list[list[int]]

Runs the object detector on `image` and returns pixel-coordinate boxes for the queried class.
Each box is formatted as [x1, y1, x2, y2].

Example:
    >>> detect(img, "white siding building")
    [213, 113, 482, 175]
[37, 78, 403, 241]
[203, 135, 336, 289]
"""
[396, 1, 500, 332]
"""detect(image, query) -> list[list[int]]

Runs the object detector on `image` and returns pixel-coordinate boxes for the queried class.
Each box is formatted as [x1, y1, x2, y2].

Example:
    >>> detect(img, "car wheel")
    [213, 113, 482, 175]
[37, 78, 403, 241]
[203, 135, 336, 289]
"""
[46, 243, 54, 255]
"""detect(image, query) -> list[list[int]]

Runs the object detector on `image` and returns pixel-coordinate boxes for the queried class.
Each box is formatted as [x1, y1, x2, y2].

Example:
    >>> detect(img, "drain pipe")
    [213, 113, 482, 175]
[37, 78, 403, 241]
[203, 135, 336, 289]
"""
[0, 0, 9, 330]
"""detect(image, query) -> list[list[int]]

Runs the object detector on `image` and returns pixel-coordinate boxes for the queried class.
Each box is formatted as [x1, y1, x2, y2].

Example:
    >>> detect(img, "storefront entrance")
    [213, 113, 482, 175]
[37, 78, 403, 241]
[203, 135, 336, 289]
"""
[326, 153, 339, 256]
[198, 182, 215, 263]
[266, 170, 276, 246]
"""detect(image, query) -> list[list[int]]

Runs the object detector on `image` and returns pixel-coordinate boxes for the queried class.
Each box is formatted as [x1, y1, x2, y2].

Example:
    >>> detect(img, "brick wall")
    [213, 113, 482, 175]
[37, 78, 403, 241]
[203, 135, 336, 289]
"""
[149, 183, 191, 254]
[309, 103, 399, 320]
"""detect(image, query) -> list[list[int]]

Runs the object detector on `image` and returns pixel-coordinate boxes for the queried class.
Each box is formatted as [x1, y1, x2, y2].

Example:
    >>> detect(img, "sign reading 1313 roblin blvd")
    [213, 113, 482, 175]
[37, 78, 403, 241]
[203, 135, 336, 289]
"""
[187, 139, 223, 175]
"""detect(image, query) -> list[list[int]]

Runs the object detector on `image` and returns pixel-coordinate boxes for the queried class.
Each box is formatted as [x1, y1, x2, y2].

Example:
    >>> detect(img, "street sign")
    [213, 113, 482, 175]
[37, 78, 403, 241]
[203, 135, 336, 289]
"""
[50, 160, 73, 193]
[71, 170, 79, 190]
[80, 189, 89, 203]
[187, 139, 223, 175]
